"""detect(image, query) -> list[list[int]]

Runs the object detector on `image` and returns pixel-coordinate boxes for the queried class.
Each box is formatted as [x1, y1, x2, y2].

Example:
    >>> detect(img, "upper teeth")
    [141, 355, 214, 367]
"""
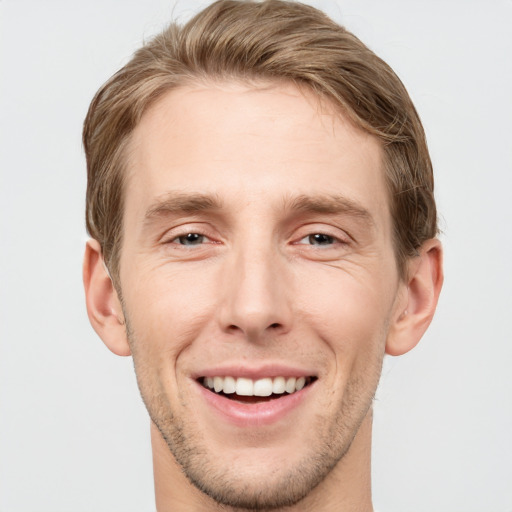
[203, 376, 307, 396]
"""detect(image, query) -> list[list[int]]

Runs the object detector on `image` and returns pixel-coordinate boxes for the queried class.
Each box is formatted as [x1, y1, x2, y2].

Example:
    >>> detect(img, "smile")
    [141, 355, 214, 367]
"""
[194, 368, 318, 426]
[200, 376, 317, 401]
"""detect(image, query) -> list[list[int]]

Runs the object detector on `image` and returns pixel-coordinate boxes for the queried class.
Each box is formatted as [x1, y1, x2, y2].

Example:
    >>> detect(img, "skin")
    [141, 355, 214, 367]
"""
[84, 81, 443, 511]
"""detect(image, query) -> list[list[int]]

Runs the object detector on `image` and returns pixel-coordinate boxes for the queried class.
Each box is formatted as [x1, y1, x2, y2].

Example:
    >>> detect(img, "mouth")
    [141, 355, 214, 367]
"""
[199, 375, 318, 404]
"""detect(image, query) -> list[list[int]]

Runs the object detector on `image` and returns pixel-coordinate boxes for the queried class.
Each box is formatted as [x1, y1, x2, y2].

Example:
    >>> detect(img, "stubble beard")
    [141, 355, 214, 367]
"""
[124, 316, 383, 511]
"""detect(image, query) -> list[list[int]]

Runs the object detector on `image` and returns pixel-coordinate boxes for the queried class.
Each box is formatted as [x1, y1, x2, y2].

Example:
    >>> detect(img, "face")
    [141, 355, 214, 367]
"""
[118, 81, 405, 509]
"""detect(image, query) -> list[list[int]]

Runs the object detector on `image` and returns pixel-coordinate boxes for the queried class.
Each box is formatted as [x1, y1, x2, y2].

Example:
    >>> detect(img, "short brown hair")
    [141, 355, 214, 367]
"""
[83, 0, 437, 282]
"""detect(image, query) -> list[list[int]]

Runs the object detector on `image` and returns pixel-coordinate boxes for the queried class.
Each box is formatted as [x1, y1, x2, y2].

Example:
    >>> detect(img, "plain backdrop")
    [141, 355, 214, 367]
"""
[1, 1, 511, 511]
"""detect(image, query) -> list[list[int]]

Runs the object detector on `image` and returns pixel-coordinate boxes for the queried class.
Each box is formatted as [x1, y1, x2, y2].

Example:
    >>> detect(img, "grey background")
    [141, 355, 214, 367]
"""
[1, 0, 511, 510]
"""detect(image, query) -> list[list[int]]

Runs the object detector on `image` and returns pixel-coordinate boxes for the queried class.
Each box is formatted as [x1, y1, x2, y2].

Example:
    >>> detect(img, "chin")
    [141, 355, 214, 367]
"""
[158, 416, 344, 510]
[148, 385, 370, 511]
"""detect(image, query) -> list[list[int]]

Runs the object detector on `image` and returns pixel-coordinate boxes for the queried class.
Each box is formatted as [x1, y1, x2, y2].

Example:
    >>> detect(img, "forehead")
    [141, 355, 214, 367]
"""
[125, 80, 389, 231]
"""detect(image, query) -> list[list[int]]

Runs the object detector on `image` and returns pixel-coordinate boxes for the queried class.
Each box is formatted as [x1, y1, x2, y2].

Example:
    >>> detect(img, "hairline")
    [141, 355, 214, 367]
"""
[105, 77, 410, 286]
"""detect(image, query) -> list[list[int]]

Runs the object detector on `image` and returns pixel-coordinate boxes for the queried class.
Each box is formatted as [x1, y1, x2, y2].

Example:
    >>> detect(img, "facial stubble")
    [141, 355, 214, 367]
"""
[123, 311, 384, 511]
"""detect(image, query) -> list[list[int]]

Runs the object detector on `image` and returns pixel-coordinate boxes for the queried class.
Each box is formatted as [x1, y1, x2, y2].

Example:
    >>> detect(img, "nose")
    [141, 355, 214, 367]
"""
[218, 242, 293, 341]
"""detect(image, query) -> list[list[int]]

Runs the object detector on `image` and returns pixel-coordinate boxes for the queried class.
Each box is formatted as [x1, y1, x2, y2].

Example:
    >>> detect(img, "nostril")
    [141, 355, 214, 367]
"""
[224, 322, 284, 336]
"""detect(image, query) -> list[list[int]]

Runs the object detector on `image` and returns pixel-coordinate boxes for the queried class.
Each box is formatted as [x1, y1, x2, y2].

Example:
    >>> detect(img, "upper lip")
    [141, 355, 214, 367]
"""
[191, 363, 318, 380]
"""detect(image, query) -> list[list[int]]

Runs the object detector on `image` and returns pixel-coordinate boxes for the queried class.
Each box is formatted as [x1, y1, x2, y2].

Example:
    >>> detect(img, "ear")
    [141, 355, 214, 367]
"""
[83, 239, 131, 356]
[386, 239, 444, 356]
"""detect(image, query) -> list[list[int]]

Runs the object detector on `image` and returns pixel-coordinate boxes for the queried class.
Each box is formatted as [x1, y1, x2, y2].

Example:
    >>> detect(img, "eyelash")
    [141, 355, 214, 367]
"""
[168, 232, 213, 246]
[295, 233, 346, 247]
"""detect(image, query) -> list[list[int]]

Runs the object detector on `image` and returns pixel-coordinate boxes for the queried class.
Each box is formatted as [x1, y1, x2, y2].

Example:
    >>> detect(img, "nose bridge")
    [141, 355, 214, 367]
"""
[219, 231, 292, 339]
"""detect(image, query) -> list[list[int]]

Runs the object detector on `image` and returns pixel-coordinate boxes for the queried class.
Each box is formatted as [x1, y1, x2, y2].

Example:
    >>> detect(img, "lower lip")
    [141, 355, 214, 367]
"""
[195, 380, 314, 427]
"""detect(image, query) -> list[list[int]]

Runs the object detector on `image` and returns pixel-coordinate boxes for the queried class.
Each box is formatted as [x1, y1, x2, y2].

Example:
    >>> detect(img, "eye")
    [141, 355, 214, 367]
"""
[297, 233, 338, 246]
[171, 233, 210, 246]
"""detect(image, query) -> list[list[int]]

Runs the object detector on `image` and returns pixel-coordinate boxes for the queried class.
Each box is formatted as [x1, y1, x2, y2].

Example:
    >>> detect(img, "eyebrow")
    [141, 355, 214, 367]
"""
[285, 193, 375, 227]
[143, 191, 374, 228]
[144, 192, 224, 224]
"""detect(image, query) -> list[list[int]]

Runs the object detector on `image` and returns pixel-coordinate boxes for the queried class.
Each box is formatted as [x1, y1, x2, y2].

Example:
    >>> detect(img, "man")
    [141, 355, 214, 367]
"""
[82, 1, 443, 510]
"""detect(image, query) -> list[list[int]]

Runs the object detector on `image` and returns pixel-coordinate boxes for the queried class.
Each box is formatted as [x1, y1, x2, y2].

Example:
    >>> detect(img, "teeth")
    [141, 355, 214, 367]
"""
[253, 378, 273, 397]
[272, 376, 286, 394]
[236, 377, 253, 396]
[285, 377, 296, 394]
[295, 376, 306, 391]
[202, 376, 312, 397]
[213, 376, 223, 393]
[223, 376, 236, 394]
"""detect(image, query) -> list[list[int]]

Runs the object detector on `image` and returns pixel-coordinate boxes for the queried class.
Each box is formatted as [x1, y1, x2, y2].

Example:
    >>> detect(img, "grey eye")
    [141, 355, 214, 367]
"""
[176, 233, 205, 245]
[307, 234, 335, 245]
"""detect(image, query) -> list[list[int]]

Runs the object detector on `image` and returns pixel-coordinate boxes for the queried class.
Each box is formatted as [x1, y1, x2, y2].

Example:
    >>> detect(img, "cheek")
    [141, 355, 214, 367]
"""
[295, 266, 394, 360]
[121, 263, 219, 361]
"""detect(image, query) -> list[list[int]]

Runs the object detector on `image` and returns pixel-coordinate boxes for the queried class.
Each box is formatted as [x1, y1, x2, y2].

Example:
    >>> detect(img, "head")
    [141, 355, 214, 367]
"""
[84, 0, 437, 285]
[83, 1, 442, 510]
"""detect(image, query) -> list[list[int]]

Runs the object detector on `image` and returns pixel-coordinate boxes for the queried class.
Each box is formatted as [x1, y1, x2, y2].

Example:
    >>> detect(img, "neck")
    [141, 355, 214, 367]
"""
[152, 409, 374, 512]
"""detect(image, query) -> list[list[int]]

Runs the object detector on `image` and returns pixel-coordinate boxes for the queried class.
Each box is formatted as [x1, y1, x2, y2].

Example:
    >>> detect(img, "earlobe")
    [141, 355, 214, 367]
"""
[83, 239, 131, 356]
[386, 239, 444, 356]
